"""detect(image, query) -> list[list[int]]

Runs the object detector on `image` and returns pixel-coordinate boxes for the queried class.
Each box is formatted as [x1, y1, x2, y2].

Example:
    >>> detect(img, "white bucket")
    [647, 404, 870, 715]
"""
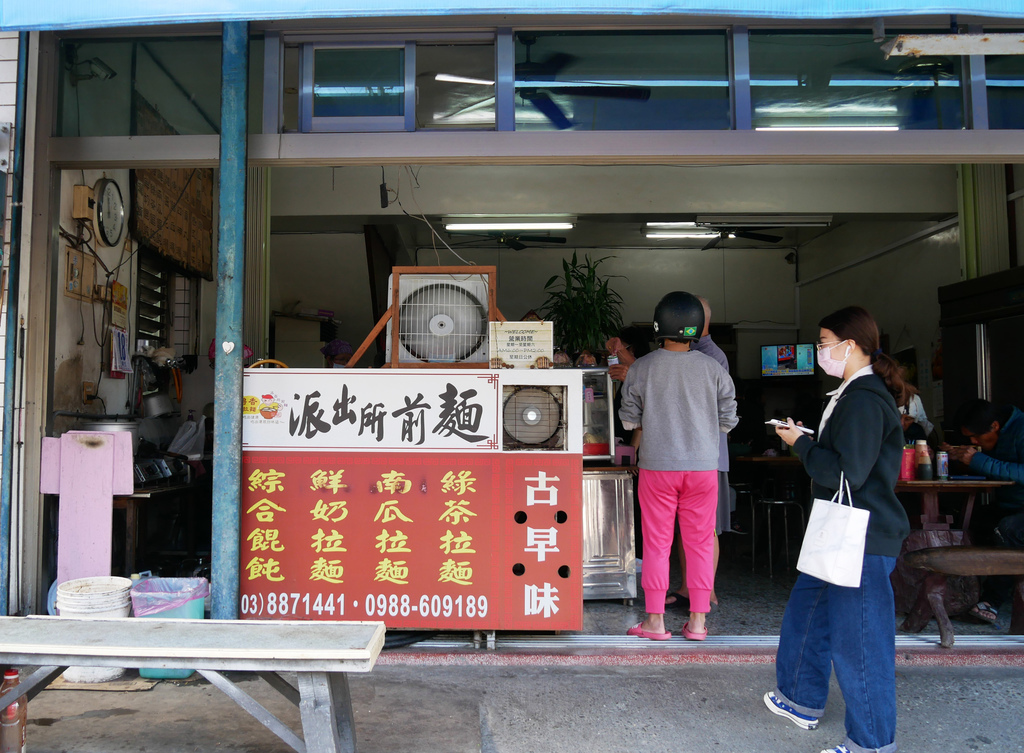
[56, 577, 132, 683]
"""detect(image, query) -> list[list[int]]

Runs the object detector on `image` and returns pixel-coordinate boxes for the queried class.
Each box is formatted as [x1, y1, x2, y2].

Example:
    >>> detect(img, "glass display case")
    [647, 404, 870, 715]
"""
[581, 368, 614, 461]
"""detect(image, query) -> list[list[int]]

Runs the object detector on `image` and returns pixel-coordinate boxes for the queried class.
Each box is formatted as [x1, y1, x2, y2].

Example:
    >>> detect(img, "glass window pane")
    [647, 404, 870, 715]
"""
[313, 48, 405, 118]
[416, 44, 495, 130]
[513, 31, 729, 131]
[57, 38, 223, 137]
[750, 31, 963, 131]
[987, 42, 1024, 129]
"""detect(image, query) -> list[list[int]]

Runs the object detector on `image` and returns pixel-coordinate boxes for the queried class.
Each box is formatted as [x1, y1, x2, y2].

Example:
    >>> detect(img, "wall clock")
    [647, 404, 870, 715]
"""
[95, 178, 125, 247]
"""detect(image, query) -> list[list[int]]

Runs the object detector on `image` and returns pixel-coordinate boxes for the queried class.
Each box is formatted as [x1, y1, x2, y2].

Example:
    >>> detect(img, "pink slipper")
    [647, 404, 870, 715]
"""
[682, 622, 707, 641]
[627, 623, 672, 641]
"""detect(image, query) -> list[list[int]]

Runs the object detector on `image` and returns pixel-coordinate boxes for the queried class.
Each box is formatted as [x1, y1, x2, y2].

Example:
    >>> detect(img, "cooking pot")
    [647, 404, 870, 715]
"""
[143, 392, 174, 418]
[78, 419, 140, 455]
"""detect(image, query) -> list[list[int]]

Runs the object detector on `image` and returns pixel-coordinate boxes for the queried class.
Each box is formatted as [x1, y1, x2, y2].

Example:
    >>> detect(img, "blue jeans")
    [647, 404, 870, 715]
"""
[774, 555, 898, 753]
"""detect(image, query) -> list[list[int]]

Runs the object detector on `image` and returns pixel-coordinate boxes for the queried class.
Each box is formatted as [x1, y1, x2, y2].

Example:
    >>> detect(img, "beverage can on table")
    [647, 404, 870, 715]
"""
[937, 451, 949, 480]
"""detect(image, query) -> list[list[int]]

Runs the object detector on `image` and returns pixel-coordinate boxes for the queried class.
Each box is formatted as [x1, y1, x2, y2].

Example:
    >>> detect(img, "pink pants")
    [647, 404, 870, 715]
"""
[637, 469, 718, 614]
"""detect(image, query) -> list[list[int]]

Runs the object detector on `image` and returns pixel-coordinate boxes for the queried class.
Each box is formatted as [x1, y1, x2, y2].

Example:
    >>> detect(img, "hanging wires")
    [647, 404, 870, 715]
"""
[393, 165, 475, 266]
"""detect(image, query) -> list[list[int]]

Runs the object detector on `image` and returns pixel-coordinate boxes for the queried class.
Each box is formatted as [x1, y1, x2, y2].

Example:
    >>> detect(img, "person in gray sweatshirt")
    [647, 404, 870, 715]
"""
[619, 291, 738, 641]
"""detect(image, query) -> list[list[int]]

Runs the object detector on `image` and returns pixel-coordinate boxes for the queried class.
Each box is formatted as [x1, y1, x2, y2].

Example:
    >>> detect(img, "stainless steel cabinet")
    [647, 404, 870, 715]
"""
[582, 468, 636, 601]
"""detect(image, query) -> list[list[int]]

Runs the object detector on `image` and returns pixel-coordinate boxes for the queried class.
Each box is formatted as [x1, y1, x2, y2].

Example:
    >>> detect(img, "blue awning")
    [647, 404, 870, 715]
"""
[1, 0, 1022, 32]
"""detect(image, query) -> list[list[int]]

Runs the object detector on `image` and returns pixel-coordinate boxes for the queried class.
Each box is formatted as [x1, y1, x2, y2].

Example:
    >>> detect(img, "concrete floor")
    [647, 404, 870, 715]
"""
[587, 531, 1013, 639]
[24, 663, 1024, 752]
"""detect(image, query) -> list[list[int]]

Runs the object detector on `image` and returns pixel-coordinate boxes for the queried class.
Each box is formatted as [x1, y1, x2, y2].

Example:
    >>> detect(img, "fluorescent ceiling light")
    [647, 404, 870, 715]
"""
[696, 215, 832, 227]
[755, 126, 899, 132]
[435, 73, 495, 87]
[646, 221, 700, 229]
[445, 220, 575, 232]
[646, 231, 720, 240]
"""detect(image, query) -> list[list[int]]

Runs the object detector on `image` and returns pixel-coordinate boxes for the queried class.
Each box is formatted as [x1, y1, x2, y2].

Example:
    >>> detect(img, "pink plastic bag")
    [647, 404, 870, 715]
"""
[130, 577, 209, 618]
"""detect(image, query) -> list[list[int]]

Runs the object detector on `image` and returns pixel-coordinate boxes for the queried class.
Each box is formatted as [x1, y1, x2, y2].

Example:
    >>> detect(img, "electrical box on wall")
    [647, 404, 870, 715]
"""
[72, 185, 95, 220]
[64, 247, 95, 301]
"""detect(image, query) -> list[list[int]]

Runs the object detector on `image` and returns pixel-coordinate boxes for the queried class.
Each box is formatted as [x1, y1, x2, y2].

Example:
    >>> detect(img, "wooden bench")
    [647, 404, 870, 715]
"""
[0, 616, 385, 753]
[900, 547, 1024, 648]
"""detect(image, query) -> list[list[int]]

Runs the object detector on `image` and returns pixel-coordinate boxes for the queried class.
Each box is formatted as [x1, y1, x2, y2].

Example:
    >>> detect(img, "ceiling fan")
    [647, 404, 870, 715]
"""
[515, 34, 652, 130]
[700, 227, 784, 251]
[449, 231, 569, 251]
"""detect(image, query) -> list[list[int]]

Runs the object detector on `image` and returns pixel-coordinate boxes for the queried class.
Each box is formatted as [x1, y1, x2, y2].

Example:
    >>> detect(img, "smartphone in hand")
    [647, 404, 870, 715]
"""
[765, 419, 814, 435]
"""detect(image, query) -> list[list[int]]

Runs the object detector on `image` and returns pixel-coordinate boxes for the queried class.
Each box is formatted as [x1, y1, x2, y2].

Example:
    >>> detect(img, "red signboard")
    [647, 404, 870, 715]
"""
[240, 451, 582, 630]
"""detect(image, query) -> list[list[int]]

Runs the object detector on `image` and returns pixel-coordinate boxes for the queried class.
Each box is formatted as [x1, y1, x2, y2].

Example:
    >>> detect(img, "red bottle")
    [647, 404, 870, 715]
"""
[0, 669, 26, 753]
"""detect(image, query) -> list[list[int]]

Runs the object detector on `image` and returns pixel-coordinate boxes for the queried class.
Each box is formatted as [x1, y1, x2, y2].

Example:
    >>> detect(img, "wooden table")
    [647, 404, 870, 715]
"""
[895, 479, 1015, 636]
[895, 479, 1015, 530]
[732, 455, 802, 467]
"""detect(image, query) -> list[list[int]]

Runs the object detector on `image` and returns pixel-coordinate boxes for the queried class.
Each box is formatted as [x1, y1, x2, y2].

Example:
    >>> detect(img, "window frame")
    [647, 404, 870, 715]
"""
[299, 41, 416, 133]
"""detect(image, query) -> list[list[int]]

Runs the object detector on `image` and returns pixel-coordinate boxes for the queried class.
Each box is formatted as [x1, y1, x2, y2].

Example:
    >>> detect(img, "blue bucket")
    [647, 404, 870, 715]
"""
[130, 577, 209, 679]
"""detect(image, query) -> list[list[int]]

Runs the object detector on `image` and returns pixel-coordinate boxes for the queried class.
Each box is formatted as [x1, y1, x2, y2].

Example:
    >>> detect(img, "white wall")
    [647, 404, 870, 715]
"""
[406, 243, 795, 379]
[272, 164, 958, 218]
[797, 220, 962, 422]
[268, 233, 375, 361]
[53, 169, 136, 433]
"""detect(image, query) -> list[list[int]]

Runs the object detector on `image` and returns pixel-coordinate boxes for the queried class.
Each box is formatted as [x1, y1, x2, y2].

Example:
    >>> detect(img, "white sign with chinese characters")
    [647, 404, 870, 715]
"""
[488, 322, 553, 369]
[243, 370, 503, 451]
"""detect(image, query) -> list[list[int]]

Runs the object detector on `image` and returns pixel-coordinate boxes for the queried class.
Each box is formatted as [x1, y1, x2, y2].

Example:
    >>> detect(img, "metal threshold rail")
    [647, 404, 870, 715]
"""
[385, 632, 1024, 653]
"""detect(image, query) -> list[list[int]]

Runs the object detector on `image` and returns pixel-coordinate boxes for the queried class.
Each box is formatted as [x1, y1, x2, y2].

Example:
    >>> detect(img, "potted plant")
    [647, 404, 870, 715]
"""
[540, 252, 625, 359]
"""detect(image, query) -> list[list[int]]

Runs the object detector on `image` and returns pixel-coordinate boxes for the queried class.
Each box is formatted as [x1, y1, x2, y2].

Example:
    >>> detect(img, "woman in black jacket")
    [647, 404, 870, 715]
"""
[763, 306, 910, 753]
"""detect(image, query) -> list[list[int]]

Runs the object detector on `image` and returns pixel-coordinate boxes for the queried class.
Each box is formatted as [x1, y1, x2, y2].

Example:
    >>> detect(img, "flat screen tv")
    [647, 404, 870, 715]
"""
[761, 343, 815, 377]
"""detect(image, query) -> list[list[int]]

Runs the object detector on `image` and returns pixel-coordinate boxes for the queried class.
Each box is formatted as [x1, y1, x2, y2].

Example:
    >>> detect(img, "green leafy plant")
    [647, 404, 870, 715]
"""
[540, 252, 625, 357]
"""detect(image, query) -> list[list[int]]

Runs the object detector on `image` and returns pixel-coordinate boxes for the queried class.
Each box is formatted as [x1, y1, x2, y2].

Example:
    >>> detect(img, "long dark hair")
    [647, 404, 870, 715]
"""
[818, 306, 911, 406]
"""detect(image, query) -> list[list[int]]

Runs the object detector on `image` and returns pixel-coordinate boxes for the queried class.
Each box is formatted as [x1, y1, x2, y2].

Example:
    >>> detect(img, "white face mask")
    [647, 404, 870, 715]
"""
[331, 362, 347, 369]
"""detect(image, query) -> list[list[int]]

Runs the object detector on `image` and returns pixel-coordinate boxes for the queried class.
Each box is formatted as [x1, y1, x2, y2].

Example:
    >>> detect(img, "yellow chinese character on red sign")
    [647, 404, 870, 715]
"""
[247, 528, 285, 552]
[310, 528, 347, 553]
[439, 530, 475, 555]
[310, 499, 348, 523]
[246, 498, 287, 523]
[374, 499, 413, 524]
[441, 470, 477, 495]
[310, 469, 347, 494]
[439, 499, 476, 526]
[247, 469, 285, 493]
[375, 529, 412, 553]
[374, 558, 410, 584]
[245, 556, 285, 582]
[438, 559, 473, 586]
[377, 470, 412, 494]
[310, 557, 344, 583]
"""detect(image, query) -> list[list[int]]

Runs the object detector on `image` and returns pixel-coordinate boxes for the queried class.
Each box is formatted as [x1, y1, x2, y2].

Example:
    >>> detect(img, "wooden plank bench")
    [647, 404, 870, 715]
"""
[900, 547, 1024, 648]
[0, 616, 385, 753]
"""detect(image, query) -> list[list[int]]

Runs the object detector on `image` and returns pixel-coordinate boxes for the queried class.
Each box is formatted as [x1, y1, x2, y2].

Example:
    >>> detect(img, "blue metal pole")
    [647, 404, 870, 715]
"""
[1, 33, 30, 616]
[211, 22, 248, 620]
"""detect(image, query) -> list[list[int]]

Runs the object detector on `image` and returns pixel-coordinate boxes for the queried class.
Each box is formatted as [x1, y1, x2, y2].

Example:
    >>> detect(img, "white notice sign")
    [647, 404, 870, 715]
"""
[488, 322, 554, 369]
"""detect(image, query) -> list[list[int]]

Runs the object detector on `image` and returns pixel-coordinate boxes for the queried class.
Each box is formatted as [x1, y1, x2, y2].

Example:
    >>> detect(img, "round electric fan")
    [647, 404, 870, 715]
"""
[502, 386, 563, 448]
[397, 282, 488, 362]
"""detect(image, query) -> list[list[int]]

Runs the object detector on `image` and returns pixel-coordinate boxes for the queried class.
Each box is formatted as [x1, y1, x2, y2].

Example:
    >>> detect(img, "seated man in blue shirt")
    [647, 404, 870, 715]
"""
[946, 399, 1024, 622]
